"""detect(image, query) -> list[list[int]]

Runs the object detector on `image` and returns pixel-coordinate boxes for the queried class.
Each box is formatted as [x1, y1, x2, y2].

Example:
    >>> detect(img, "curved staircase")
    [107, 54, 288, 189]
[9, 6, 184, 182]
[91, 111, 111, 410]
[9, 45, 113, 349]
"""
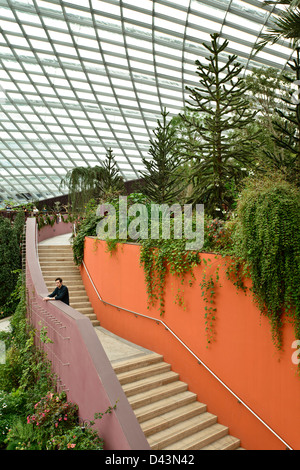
[38, 240, 244, 450]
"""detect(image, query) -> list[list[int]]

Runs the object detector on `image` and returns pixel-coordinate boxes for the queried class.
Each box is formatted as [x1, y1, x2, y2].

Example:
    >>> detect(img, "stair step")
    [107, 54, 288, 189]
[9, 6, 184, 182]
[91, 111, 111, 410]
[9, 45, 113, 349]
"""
[39, 256, 74, 262]
[43, 273, 81, 278]
[122, 371, 180, 397]
[39, 254, 73, 257]
[82, 313, 98, 321]
[148, 413, 219, 450]
[38, 246, 72, 249]
[75, 307, 95, 314]
[113, 353, 164, 374]
[128, 381, 188, 410]
[39, 258, 78, 269]
[41, 264, 80, 274]
[70, 302, 92, 309]
[69, 294, 90, 300]
[141, 401, 207, 437]
[200, 434, 241, 450]
[164, 423, 229, 450]
[38, 251, 73, 255]
[135, 391, 199, 424]
[117, 362, 171, 385]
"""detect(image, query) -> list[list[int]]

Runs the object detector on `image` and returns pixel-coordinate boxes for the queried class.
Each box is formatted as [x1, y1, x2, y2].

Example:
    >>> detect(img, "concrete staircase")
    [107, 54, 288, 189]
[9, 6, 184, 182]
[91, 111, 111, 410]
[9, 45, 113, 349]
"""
[113, 353, 243, 450]
[38, 245, 100, 327]
[38, 243, 244, 450]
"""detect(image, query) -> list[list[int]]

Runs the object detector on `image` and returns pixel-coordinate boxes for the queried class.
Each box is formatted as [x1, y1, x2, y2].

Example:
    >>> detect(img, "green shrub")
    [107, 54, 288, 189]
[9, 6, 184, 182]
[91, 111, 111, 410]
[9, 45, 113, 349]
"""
[0, 213, 24, 315]
[46, 425, 104, 450]
[0, 389, 28, 448]
[5, 418, 40, 450]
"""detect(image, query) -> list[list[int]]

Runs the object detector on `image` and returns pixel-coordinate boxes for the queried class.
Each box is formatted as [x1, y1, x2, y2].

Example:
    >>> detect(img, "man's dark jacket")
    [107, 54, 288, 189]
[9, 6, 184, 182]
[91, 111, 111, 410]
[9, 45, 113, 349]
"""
[48, 285, 69, 305]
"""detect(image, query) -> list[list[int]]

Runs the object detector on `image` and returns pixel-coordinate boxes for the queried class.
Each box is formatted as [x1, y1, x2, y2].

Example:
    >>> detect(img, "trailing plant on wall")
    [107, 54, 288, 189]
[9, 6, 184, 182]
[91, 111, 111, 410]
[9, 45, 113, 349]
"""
[199, 258, 221, 346]
[140, 237, 201, 316]
[230, 174, 300, 349]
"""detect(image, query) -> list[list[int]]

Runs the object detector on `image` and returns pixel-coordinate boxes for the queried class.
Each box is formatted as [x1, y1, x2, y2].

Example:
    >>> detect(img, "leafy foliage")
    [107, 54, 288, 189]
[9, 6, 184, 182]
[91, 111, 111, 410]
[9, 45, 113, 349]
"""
[269, 51, 300, 186]
[140, 237, 201, 316]
[60, 148, 124, 215]
[0, 211, 25, 316]
[257, 1, 300, 50]
[231, 174, 300, 348]
[0, 272, 111, 449]
[71, 199, 102, 265]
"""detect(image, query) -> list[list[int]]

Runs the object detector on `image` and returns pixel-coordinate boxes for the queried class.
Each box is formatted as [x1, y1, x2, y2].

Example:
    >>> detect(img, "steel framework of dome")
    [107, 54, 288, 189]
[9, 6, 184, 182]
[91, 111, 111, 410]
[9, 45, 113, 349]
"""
[0, 0, 296, 205]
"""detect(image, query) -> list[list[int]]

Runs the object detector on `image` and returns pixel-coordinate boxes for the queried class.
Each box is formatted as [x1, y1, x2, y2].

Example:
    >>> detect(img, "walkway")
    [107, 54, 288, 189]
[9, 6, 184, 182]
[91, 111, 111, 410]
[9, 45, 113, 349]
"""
[38, 233, 153, 365]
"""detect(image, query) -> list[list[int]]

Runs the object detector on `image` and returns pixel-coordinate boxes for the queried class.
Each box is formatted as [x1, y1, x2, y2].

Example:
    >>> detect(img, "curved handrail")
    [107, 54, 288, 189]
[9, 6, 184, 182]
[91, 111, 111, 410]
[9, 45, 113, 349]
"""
[82, 259, 293, 450]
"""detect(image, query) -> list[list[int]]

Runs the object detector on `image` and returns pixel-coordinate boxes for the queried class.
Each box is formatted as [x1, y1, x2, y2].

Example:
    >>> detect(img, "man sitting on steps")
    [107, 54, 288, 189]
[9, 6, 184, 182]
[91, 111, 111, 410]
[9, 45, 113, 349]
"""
[43, 277, 69, 305]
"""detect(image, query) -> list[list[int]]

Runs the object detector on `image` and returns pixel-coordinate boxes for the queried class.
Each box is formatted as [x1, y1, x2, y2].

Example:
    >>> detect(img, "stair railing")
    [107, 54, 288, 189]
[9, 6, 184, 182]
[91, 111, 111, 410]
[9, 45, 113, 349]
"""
[82, 259, 293, 450]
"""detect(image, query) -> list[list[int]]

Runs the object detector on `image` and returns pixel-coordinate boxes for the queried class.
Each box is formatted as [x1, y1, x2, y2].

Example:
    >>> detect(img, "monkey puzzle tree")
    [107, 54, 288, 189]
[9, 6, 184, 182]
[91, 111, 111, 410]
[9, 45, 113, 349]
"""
[140, 108, 185, 204]
[255, 1, 300, 186]
[181, 33, 257, 218]
[97, 147, 125, 200]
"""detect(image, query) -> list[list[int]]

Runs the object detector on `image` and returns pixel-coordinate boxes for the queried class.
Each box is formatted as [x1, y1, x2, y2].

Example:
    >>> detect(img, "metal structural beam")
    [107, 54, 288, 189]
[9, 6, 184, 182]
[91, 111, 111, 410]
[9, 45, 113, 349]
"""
[0, 0, 296, 204]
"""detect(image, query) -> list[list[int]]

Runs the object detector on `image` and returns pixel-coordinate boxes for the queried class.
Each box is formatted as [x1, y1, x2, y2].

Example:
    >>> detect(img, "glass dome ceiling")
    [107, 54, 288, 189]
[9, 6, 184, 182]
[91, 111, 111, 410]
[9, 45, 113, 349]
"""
[0, 0, 296, 205]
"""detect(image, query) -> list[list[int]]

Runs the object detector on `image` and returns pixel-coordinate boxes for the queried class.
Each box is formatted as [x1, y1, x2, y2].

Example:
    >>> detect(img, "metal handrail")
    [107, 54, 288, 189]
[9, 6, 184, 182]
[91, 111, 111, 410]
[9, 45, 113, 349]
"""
[82, 259, 293, 450]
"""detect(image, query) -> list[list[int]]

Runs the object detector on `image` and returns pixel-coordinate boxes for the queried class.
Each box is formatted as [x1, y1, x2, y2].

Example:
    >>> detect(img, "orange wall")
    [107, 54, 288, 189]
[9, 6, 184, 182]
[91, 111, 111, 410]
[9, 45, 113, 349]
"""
[80, 237, 300, 450]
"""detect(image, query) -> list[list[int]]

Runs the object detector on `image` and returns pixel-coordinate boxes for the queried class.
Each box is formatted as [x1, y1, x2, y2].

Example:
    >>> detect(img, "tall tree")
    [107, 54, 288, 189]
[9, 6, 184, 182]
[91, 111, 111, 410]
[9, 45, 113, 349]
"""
[139, 108, 184, 204]
[241, 67, 295, 173]
[181, 33, 257, 217]
[255, 1, 300, 185]
[97, 147, 125, 200]
[61, 148, 124, 214]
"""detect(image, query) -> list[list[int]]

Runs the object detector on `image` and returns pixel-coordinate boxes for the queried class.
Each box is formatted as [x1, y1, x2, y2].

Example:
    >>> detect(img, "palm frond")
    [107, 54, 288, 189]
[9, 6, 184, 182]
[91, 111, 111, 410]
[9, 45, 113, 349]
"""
[256, 6, 300, 51]
[264, 1, 300, 6]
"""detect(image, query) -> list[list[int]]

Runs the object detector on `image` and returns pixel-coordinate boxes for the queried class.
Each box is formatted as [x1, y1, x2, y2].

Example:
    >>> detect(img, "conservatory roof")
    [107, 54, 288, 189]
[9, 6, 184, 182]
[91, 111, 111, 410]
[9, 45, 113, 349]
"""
[0, 0, 296, 205]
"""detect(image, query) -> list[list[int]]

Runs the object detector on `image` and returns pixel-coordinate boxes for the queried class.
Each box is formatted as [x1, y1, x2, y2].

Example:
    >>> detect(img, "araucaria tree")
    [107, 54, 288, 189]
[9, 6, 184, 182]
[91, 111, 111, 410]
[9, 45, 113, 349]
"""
[256, 0, 300, 186]
[140, 108, 184, 204]
[181, 33, 257, 217]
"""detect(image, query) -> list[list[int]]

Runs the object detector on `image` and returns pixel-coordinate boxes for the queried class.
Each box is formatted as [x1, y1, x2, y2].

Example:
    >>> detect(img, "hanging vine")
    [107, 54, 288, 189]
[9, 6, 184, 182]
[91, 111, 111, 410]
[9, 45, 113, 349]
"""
[140, 238, 201, 316]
